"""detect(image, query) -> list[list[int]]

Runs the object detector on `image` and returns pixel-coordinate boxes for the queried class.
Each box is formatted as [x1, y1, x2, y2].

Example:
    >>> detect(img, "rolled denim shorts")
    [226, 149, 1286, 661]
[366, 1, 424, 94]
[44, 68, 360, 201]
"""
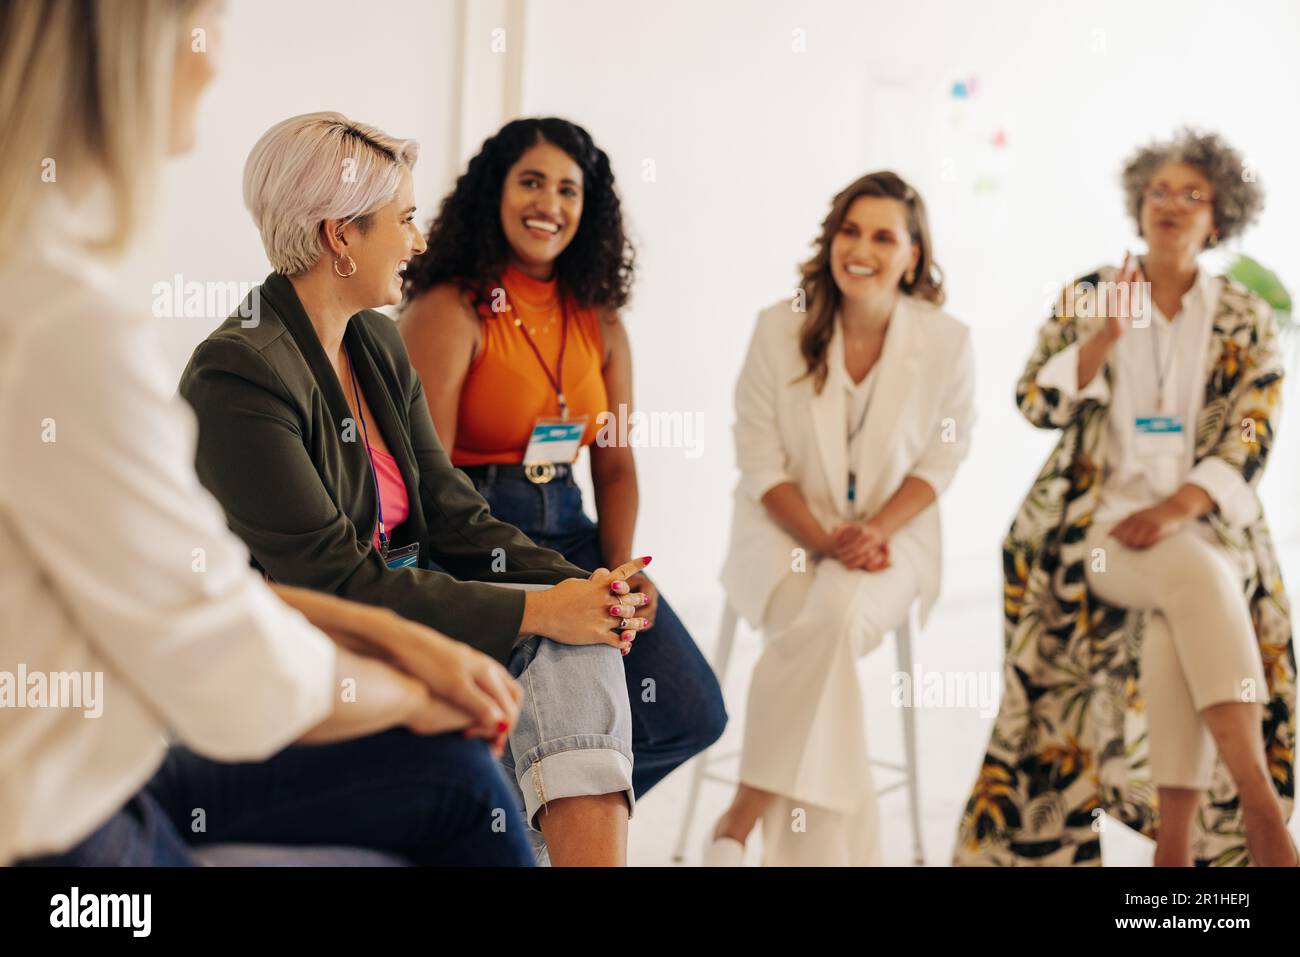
[493, 583, 635, 856]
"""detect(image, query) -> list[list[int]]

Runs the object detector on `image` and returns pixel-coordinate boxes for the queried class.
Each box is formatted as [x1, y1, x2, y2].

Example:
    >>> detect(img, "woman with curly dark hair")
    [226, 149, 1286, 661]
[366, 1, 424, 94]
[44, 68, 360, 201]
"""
[401, 116, 727, 849]
[955, 128, 1297, 867]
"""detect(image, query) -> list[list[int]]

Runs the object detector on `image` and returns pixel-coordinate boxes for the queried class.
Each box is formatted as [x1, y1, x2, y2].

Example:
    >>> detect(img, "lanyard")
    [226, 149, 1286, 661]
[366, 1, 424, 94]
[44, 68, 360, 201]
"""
[503, 287, 570, 420]
[846, 367, 881, 446]
[344, 348, 389, 551]
[845, 366, 881, 505]
[1149, 314, 1184, 413]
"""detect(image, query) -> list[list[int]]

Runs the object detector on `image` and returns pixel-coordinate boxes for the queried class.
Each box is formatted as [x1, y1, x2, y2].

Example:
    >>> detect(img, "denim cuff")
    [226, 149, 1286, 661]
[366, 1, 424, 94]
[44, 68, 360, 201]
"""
[514, 734, 635, 830]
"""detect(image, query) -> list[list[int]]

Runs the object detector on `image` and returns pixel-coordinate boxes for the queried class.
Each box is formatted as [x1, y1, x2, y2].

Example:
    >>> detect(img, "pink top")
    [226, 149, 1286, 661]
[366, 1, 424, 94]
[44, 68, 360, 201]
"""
[368, 445, 409, 550]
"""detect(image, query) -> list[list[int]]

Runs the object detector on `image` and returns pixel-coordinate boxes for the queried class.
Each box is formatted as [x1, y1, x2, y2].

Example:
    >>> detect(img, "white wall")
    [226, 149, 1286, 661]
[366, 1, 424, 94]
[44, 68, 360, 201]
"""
[123, 0, 1300, 640]
[122, 0, 462, 375]
[98, 0, 1300, 862]
[517, 0, 1300, 629]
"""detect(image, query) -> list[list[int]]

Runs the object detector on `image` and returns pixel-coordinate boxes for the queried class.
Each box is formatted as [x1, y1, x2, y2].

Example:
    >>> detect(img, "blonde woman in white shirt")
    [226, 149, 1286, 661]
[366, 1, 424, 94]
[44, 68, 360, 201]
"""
[707, 172, 975, 866]
[0, 0, 531, 867]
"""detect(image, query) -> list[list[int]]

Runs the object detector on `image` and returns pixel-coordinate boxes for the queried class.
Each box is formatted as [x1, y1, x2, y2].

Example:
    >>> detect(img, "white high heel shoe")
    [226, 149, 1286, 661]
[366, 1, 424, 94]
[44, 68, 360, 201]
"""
[702, 834, 746, 867]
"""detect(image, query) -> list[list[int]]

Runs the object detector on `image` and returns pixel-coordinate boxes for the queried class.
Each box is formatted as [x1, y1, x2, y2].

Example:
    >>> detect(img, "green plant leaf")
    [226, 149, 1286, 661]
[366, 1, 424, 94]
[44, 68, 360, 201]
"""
[1226, 254, 1292, 324]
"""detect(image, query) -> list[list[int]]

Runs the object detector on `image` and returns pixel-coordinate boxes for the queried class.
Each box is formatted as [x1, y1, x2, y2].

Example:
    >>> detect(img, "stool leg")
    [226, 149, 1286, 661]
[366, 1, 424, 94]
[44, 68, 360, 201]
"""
[896, 612, 925, 866]
[672, 602, 739, 863]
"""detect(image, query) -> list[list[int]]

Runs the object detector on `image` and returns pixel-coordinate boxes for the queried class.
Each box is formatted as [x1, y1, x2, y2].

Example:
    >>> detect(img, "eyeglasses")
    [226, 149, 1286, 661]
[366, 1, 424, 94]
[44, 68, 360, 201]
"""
[1143, 184, 1212, 209]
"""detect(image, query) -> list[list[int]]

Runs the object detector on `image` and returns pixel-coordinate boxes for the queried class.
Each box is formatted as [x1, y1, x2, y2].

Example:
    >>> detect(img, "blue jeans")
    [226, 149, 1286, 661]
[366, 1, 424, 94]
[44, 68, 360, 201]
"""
[470, 468, 728, 799]
[20, 730, 534, 866]
[501, 625, 636, 852]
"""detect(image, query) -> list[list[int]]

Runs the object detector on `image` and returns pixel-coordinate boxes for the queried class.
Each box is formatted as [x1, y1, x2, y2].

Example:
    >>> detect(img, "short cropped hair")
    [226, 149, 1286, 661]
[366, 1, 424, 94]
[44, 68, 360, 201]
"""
[243, 112, 418, 275]
[1121, 127, 1263, 244]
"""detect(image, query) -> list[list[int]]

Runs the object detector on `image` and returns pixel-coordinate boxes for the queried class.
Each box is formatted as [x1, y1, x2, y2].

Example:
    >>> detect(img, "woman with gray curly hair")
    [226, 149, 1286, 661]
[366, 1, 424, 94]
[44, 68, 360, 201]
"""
[955, 129, 1296, 867]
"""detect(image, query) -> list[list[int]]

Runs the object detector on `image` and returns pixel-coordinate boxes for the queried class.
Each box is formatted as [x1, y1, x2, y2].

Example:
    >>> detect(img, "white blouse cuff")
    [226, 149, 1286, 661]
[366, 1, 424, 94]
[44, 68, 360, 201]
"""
[1186, 457, 1260, 529]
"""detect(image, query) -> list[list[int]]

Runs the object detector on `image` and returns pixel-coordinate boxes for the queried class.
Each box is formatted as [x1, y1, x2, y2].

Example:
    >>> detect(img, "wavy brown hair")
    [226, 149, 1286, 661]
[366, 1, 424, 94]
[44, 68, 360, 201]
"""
[796, 171, 943, 393]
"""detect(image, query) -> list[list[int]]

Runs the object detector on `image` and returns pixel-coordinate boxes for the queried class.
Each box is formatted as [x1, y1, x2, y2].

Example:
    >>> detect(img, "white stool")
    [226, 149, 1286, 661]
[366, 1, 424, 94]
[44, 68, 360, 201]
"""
[672, 598, 925, 865]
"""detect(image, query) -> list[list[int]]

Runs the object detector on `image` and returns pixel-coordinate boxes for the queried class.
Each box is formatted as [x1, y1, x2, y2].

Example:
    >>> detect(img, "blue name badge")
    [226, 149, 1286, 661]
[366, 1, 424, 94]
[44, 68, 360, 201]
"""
[1135, 415, 1184, 435]
[382, 541, 420, 570]
[1134, 414, 1185, 460]
[521, 416, 587, 465]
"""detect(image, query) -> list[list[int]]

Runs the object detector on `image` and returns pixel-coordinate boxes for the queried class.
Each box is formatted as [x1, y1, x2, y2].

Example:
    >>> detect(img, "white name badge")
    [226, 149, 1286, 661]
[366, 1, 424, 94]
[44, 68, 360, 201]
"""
[522, 416, 587, 465]
[1134, 414, 1185, 458]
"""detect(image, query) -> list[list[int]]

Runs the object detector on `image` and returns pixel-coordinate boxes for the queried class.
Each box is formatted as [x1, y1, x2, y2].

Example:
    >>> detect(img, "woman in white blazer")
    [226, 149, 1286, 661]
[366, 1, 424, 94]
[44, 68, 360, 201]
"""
[707, 172, 975, 866]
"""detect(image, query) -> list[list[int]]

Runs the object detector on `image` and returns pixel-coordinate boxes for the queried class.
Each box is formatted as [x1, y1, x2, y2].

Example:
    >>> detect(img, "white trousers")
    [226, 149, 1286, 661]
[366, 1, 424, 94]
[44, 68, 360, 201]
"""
[1083, 521, 1267, 789]
[738, 556, 918, 866]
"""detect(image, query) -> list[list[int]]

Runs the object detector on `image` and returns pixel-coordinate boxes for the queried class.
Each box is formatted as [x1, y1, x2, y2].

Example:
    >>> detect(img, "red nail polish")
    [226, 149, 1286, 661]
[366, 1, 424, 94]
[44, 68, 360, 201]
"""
[621, 646, 630, 656]
[497, 720, 509, 734]
[609, 605, 622, 616]
[640, 556, 653, 567]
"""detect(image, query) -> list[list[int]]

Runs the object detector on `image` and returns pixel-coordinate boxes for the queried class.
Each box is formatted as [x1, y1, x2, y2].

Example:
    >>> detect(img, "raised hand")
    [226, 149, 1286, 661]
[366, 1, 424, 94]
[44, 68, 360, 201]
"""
[1102, 251, 1148, 341]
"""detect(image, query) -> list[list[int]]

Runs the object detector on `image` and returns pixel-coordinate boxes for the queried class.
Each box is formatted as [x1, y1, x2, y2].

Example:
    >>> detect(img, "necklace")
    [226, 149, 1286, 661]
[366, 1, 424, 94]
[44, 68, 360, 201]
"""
[502, 288, 571, 420]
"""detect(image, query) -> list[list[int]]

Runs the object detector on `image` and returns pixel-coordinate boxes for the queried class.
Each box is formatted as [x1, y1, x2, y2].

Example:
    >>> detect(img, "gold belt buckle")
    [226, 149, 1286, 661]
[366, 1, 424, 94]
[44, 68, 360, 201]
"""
[523, 462, 557, 484]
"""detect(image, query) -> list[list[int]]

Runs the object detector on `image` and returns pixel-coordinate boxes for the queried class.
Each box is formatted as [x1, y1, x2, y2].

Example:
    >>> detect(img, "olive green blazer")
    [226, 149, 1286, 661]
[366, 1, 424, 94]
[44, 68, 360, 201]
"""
[178, 272, 587, 664]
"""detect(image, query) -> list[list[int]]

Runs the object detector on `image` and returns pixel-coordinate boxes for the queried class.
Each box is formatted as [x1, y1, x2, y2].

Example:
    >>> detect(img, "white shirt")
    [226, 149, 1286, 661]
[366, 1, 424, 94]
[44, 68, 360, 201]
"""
[1036, 268, 1250, 524]
[841, 356, 881, 506]
[842, 362, 881, 439]
[0, 199, 335, 864]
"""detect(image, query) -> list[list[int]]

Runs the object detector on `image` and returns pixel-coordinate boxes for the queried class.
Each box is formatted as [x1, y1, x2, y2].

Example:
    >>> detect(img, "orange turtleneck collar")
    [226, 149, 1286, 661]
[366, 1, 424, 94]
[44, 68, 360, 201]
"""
[501, 262, 560, 312]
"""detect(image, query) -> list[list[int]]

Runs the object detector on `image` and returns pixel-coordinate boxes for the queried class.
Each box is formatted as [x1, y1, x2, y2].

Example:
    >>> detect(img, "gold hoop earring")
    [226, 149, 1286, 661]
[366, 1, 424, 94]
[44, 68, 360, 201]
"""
[333, 254, 357, 278]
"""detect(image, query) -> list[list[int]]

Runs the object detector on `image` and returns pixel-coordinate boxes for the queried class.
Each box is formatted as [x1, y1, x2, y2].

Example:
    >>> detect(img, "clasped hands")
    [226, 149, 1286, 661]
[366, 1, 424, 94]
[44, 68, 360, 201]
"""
[520, 556, 654, 655]
[827, 519, 891, 572]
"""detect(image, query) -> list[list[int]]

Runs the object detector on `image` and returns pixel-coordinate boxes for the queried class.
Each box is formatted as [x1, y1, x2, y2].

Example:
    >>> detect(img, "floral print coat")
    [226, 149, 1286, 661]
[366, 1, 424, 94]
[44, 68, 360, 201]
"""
[953, 267, 1295, 866]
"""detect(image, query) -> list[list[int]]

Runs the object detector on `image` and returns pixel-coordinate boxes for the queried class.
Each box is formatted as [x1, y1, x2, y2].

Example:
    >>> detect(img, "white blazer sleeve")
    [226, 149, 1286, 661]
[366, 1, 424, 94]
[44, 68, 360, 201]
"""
[733, 313, 796, 502]
[0, 309, 335, 762]
[908, 326, 977, 497]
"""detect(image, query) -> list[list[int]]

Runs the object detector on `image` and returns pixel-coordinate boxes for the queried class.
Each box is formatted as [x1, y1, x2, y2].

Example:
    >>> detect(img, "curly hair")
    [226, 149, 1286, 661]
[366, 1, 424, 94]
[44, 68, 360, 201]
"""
[402, 117, 634, 314]
[1121, 127, 1264, 244]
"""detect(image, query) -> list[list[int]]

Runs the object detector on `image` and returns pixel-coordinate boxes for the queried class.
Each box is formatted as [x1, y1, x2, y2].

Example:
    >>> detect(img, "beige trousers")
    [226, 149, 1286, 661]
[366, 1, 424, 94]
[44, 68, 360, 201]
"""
[1083, 521, 1267, 789]
[739, 556, 918, 866]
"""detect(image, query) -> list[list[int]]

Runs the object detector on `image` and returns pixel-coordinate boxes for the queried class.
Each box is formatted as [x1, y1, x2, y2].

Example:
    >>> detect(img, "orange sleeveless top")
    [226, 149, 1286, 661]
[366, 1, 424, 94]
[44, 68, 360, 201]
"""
[452, 265, 609, 466]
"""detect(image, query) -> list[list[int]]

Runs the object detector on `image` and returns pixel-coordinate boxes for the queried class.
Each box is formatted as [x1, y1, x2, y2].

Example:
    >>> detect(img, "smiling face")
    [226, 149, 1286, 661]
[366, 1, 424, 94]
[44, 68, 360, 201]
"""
[1140, 160, 1217, 256]
[828, 195, 919, 305]
[499, 139, 584, 278]
[341, 165, 427, 307]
